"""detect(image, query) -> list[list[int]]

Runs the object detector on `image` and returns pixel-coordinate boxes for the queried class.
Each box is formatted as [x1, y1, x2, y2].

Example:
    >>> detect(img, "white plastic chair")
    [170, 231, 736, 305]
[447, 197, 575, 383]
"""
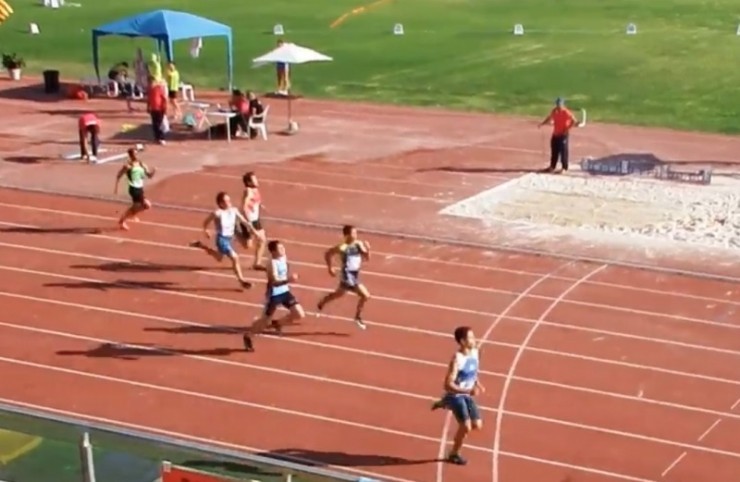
[248, 105, 269, 140]
[106, 80, 119, 97]
[180, 82, 195, 101]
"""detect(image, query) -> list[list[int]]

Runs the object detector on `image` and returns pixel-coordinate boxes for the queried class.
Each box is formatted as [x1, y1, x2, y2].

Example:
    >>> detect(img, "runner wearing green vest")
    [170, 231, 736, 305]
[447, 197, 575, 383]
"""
[114, 148, 156, 231]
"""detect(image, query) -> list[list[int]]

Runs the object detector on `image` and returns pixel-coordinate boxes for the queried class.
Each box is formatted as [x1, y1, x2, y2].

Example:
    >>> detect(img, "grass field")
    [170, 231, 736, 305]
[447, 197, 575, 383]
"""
[1, 0, 740, 132]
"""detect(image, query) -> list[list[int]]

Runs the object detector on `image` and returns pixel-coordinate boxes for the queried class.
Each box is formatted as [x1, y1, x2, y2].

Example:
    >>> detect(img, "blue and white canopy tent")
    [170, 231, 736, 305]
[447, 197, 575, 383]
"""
[91, 9, 234, 90]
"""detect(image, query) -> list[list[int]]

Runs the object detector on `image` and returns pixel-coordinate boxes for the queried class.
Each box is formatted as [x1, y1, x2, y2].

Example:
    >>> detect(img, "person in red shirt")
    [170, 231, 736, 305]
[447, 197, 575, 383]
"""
[78, 112, 100, 162]
[539, 97, 580, 172]
[146, 76, 168, 145]
[228, 89, 250, 137]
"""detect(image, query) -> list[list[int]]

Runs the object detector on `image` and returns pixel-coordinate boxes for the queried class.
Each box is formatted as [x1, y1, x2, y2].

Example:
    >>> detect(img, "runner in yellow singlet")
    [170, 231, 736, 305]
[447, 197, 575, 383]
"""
[316, 225, 371, 330]
[114, 148, 155, 230]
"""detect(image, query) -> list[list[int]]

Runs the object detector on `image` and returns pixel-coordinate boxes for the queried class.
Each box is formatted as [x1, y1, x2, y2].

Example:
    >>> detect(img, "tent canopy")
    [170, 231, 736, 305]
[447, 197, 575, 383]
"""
[92, 9, 233, 89]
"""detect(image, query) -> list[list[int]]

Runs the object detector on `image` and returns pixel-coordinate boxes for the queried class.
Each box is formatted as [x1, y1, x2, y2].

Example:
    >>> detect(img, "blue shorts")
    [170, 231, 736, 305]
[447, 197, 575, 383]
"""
[340, 270, 360, 290]
[216, 234, 235, 256]
[443, 394, 481, 423]
[264, 291, 298, 317]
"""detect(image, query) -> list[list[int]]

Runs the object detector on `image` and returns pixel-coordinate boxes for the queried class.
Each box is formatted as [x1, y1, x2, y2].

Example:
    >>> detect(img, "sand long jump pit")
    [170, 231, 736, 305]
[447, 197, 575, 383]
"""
[440, 172, 740, 253]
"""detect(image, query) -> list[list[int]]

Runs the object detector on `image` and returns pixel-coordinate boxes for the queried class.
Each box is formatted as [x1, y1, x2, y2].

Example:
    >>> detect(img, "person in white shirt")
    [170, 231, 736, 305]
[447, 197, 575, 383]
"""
[190, 191, 254, 289]
[431, 326, 485, 465]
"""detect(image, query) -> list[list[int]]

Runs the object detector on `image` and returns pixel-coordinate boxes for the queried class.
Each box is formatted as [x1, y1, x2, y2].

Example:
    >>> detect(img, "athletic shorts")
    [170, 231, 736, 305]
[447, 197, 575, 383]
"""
[168, 90, 178, 100]
[263, 291, 298, 317]
[443, 394, 481, 423]
[215, 234, 235, 256]
[238, 219, 263, 241]
[340, 270, 361, 291]
[128, 186, 145, 204]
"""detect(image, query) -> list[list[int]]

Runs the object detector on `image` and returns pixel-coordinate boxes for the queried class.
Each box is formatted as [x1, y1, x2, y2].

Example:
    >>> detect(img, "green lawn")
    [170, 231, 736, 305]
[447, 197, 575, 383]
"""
[1, 0, 740, 132]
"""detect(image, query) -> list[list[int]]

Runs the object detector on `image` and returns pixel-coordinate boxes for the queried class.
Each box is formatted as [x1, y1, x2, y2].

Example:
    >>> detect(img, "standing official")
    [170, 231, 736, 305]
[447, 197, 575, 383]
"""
[146, 76, 168, 145]
[539, 97, 580, 172]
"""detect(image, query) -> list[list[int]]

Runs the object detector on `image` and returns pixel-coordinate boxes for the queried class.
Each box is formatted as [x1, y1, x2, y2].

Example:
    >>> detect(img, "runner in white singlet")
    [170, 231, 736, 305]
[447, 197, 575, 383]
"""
[190, 191, 252, 289]
[237, 172, 267, 270]
[431, 326, 485, 466]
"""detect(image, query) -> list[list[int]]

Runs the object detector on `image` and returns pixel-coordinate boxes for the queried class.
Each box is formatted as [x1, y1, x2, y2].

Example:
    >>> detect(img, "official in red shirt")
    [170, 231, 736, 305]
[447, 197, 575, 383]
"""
[78, 112, 100, 161]
[146, 77, 168, 145]
[539, 97, 580, 172]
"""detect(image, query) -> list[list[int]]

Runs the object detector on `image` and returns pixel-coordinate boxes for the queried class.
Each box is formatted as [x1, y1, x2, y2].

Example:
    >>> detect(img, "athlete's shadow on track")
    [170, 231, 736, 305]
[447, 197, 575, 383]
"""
[262, 448, 439, 467]
[56, 342, 240, 360]
[0, 226, 103, 235]
[144, 325, 351, 338]
[44, 279, 242, 293]
[71, 262, 233, 273]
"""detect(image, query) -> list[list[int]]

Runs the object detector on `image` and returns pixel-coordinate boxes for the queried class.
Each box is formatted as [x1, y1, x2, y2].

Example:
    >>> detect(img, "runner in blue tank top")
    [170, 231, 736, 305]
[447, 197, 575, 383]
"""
[431, 326, 485, 465]
[316, 225, 371, 329]
[190, 191, 253, 290]
[242, 240, 306, 351]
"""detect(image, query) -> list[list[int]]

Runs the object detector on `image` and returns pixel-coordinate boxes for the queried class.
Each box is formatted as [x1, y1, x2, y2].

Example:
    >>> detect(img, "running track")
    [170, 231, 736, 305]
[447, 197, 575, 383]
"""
[0, 188, 739, 482]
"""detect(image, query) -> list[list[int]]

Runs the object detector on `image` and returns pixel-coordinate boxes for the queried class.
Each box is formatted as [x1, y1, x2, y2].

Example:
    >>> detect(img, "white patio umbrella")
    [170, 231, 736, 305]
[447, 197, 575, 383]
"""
[253, 42, 333, 133]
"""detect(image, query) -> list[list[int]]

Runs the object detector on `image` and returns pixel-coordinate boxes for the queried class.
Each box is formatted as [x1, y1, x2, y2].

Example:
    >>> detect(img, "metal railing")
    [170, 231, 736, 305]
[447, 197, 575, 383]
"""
[0, 400, 380, 482]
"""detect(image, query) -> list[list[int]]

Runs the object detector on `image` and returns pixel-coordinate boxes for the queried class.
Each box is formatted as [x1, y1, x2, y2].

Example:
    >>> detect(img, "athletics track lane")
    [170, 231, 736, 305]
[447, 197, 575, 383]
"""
[0, 190, 738, 481]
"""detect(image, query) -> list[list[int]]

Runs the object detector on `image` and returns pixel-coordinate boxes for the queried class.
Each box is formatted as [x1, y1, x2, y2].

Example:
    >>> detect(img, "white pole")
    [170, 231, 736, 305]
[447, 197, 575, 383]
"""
[78, 432, 96, 482]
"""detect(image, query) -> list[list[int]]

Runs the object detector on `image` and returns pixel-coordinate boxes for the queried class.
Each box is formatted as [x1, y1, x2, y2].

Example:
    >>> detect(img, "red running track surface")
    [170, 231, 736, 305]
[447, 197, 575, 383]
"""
[0, 188, 738, 482]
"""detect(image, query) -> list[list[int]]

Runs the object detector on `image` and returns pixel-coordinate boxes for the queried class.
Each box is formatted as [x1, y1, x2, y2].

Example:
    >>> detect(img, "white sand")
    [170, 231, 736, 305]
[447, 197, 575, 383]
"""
[441, 173, 740, 250]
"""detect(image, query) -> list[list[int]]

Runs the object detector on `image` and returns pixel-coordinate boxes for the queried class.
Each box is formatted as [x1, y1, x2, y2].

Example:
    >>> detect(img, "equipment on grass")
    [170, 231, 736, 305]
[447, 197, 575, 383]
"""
[513, 23, 524, 36]
[578, 108, 587, 127]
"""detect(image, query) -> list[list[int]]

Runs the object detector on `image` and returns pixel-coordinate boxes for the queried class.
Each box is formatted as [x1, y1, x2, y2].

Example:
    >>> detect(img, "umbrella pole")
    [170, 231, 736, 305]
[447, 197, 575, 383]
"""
[285, 89, 298, 135]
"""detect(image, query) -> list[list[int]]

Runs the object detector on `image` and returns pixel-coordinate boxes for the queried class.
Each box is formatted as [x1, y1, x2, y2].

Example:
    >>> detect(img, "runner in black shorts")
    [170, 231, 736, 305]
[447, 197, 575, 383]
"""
[316, 225, 371, 330]
[243, 240, 305, 351]
[238, 172, 267, 269]
[114, 148, 155, 231]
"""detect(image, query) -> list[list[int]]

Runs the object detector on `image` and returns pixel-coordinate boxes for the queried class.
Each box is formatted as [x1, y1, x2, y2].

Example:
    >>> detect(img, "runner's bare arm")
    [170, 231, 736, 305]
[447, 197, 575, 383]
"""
[241, 189, 250, 215]
[113, 165, 128, 194]
[324, 244, 341, 275]
[473, 380, 485, 395]
[141, 162, 156, 178]
[267, 260, 292, 286]
[287, 262, 298, 282]
[359, 240, 371, 261]
[201, 212, 215, 238]
[444, 358, 471, 394]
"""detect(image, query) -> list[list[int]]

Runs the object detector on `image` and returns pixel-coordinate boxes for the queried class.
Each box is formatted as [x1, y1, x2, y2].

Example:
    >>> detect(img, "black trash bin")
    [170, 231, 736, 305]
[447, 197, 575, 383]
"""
[43, 69, 60, 94]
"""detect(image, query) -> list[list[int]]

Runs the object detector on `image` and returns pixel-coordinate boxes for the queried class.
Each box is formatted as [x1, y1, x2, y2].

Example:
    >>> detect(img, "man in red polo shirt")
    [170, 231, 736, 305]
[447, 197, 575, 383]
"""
[539, 97, 580, 172]
[146, 76, 168, 145]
